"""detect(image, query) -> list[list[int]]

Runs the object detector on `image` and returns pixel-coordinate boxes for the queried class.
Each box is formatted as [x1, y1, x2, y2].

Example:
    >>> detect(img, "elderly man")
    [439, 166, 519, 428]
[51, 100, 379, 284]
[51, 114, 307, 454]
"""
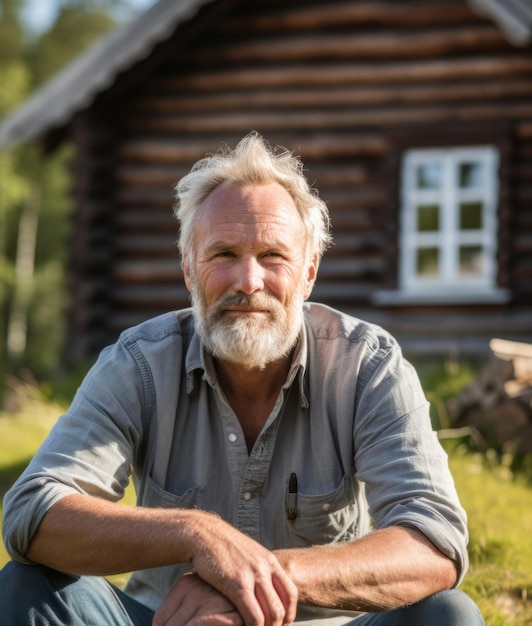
[1, 133, 484, 625]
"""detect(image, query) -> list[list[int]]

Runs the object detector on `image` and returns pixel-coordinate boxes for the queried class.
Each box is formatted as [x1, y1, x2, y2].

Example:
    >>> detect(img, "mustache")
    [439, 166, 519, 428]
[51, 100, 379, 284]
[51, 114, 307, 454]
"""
[208, 292, 281, 319]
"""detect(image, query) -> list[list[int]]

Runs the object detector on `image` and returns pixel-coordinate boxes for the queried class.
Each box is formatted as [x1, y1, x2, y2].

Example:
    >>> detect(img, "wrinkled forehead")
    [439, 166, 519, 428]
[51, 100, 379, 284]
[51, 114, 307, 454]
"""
[196, 181, 304, 231]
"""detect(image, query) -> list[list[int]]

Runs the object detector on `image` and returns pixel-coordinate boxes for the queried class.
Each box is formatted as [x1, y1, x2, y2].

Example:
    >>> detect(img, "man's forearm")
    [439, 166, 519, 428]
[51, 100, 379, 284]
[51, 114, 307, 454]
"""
[27, 493, 299, 626]
[275, 526, 458, 612]
[26, 493, 203, 575]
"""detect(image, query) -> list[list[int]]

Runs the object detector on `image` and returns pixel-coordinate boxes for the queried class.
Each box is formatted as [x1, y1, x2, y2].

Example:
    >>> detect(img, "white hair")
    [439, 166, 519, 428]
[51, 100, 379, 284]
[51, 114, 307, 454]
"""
[174, 132, 332, 261]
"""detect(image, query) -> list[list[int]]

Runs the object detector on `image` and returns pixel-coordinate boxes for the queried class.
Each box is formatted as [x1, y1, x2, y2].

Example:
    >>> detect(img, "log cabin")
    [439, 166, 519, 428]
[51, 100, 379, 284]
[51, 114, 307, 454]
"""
[1, 0, 531, 363]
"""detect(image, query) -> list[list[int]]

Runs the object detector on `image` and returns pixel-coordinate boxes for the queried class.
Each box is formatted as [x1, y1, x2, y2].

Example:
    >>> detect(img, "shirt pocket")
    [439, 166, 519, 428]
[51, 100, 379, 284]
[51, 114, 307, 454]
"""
[287, 474, 360, 546]
[142, 473, 204, 510]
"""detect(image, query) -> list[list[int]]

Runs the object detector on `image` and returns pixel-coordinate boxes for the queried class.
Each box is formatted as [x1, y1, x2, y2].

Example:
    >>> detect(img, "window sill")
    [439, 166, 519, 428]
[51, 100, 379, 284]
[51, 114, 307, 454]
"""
[372, 288, 511, 306]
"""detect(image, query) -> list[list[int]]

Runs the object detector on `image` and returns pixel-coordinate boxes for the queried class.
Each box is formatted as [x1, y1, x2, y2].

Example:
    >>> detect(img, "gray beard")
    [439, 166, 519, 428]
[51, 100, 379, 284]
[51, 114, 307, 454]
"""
[190, 285, 304, 370]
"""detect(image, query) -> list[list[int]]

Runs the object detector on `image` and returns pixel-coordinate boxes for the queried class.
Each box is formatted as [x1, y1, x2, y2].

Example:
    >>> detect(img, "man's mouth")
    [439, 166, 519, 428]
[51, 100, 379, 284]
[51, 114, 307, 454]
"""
[223, 307, 269, 317]
[224, 306, 267, 312]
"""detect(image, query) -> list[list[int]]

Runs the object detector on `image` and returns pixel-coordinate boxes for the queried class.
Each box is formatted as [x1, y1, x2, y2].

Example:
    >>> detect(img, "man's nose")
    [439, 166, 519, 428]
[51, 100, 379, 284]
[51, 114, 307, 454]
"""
[234, 256, 264, 294]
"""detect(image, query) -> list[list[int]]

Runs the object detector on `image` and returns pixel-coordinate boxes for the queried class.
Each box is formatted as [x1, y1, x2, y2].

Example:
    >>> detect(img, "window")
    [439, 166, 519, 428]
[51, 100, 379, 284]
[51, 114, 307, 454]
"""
[396, 146, 504, 302]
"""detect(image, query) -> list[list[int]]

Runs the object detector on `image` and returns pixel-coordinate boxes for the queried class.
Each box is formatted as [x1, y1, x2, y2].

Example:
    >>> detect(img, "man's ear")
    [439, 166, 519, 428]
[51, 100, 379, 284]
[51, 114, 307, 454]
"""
[303, 252, 319, 300]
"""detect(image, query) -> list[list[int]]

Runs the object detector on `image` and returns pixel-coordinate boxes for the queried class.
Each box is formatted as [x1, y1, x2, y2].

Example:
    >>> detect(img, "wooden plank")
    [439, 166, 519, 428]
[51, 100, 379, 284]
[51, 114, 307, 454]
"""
[491, 338, 532, 385]
[490, 338, 532, 360]
[311, 281, 375, 301]
[304, 164, 372, 188]
[511, 358, 532, 383]
[113, 259, 182, 283]
[117, 142, 213, 164]
[114, 211, 175, 232]
[116, 189, 174, 205]
[114, 233, 179, 257]
[318, 257, 386, 278]
[192, 27, 505, 63]
[109, 309, 190, 333]
[118, 134, 390, 163]
[224, 2, 475, 32]
[113, 285, 189, 308]
[326, 188, 385, 211]
[327, 212, 380, 231]
[328, 232, 384, 252]
[119, 102, 532, 135]
[130, 79, 532, 114]
[516, 122, 532, 139]
[116, 165, 188, 187]
[150, 57, 532, 90]
[387, 312, 532, 334]
[295, 135, 390, 159]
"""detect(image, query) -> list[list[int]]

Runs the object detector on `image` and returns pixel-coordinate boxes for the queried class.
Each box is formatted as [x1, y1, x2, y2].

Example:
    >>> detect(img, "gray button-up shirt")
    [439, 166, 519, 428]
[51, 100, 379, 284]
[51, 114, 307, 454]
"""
[3, 303, 468, 623]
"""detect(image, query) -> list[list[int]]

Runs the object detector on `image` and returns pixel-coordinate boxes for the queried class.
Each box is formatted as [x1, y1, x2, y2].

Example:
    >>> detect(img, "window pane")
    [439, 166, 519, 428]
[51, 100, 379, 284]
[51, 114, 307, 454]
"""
[417, 204, 439, 232]
[416, 247, 439, 277]
[460, 202, 483, 230]
[416, 163, 441, 189]
[401, 146, 499, 292]
[459, 162, 483, 188]
[459, 245, 484, 275]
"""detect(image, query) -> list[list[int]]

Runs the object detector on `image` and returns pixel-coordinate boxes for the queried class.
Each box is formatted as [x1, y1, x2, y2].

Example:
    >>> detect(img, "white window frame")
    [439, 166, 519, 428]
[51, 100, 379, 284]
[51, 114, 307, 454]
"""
[385, 145, 510, 305]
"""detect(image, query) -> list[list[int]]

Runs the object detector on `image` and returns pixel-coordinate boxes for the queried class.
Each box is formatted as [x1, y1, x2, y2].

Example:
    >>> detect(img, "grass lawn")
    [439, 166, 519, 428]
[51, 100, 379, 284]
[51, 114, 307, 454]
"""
[1, 399, 531, 624]
[0, 403, 59, 567]
[0, 396, 135, 588]
[446, 445, 532, 625]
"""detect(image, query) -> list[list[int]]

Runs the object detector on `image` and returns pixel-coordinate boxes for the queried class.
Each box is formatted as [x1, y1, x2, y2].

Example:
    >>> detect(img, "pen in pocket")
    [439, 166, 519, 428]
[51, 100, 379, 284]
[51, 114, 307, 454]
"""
[286, 472, 298, 520]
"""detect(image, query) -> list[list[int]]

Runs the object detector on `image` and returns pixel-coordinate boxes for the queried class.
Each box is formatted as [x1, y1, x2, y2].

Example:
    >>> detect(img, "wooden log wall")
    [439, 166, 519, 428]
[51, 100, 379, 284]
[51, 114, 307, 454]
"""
[70, 0, 532, 358]
[513, 122, 532, 301]
[66, 108, 118, 362]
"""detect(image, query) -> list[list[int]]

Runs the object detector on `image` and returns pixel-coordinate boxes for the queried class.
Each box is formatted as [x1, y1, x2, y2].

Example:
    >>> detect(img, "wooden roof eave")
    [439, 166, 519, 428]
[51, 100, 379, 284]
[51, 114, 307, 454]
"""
[468, 0, 532, 46]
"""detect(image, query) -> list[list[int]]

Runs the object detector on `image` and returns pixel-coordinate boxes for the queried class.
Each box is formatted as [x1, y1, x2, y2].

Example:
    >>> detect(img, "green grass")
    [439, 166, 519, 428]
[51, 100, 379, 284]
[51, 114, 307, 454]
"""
[0, 389, 135, 587]
[1, 390, 531, 624]
[0, 396, 60, 567]
[446, 444, 532, 625]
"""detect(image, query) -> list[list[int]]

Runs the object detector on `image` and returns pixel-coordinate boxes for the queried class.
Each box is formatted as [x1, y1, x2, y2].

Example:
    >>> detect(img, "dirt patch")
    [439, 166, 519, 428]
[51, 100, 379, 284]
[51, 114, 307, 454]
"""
[494, 590, 531, 624]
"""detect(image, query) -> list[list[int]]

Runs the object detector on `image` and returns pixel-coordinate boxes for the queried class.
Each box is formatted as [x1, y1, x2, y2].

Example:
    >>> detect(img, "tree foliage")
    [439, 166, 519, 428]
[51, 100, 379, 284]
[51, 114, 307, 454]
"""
[28, 3, 116, 87]
[0, 0, 142, 387]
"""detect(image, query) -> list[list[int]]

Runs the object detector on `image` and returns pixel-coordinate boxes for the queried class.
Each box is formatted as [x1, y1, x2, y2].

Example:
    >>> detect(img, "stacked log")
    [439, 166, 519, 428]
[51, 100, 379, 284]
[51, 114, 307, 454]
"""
[447, 339, 532, 462]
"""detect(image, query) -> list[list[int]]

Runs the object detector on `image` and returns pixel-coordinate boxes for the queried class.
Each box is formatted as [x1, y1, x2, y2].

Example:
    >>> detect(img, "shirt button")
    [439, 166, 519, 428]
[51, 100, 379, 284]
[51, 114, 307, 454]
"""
[243, 492, 252, 501]
[228, 433, 237, 443]
[322, 503, 331, 512]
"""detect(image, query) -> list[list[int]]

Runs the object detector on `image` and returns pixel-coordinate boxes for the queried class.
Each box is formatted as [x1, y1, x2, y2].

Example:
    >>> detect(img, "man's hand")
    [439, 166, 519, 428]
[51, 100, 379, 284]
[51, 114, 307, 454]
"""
[187, 513, 298, 626]
[25, 496, 297, 624]
[153, 572, 243, 626]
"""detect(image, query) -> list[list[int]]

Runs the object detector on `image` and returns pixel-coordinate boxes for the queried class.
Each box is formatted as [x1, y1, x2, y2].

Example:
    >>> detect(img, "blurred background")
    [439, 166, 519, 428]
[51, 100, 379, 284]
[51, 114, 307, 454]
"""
[0, 1, 531, 623]
[0, 0, 157, 386]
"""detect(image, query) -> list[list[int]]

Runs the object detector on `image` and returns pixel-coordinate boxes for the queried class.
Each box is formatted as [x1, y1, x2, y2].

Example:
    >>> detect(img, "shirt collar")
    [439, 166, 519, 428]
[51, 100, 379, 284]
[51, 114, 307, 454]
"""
[184, 321, 309, 408]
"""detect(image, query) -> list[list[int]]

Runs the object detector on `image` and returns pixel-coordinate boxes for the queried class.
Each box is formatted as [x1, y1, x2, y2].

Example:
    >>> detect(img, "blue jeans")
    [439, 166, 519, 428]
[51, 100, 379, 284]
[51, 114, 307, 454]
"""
[0, 561, 484, 625]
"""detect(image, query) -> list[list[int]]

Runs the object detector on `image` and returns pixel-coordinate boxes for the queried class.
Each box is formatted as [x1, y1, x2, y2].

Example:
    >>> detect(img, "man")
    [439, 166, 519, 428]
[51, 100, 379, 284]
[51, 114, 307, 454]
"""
[1, 132, 484, 625]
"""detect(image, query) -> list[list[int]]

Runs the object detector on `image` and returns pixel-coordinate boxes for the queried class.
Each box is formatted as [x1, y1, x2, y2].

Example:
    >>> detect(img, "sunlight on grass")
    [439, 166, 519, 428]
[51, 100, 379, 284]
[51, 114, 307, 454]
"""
[449, 445, 532, 626]
[0, 412, 57, 469]
[0, 399, 136, 582]
[0, 406, 61, 567]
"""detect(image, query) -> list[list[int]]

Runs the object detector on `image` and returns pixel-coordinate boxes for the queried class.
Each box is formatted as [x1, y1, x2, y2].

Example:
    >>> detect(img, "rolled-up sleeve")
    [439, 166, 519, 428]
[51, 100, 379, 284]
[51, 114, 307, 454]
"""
[2, 340, 148, 563]
[353, 345, 469, 584]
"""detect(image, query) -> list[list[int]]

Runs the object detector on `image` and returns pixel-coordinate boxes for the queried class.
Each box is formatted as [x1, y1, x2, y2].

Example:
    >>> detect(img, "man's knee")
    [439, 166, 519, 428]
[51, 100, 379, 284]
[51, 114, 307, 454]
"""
[0, 561, 81, 622]
[0, 560, 153, 626]
[0, 560, 76, 600]
[405, 589, 485, 625]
